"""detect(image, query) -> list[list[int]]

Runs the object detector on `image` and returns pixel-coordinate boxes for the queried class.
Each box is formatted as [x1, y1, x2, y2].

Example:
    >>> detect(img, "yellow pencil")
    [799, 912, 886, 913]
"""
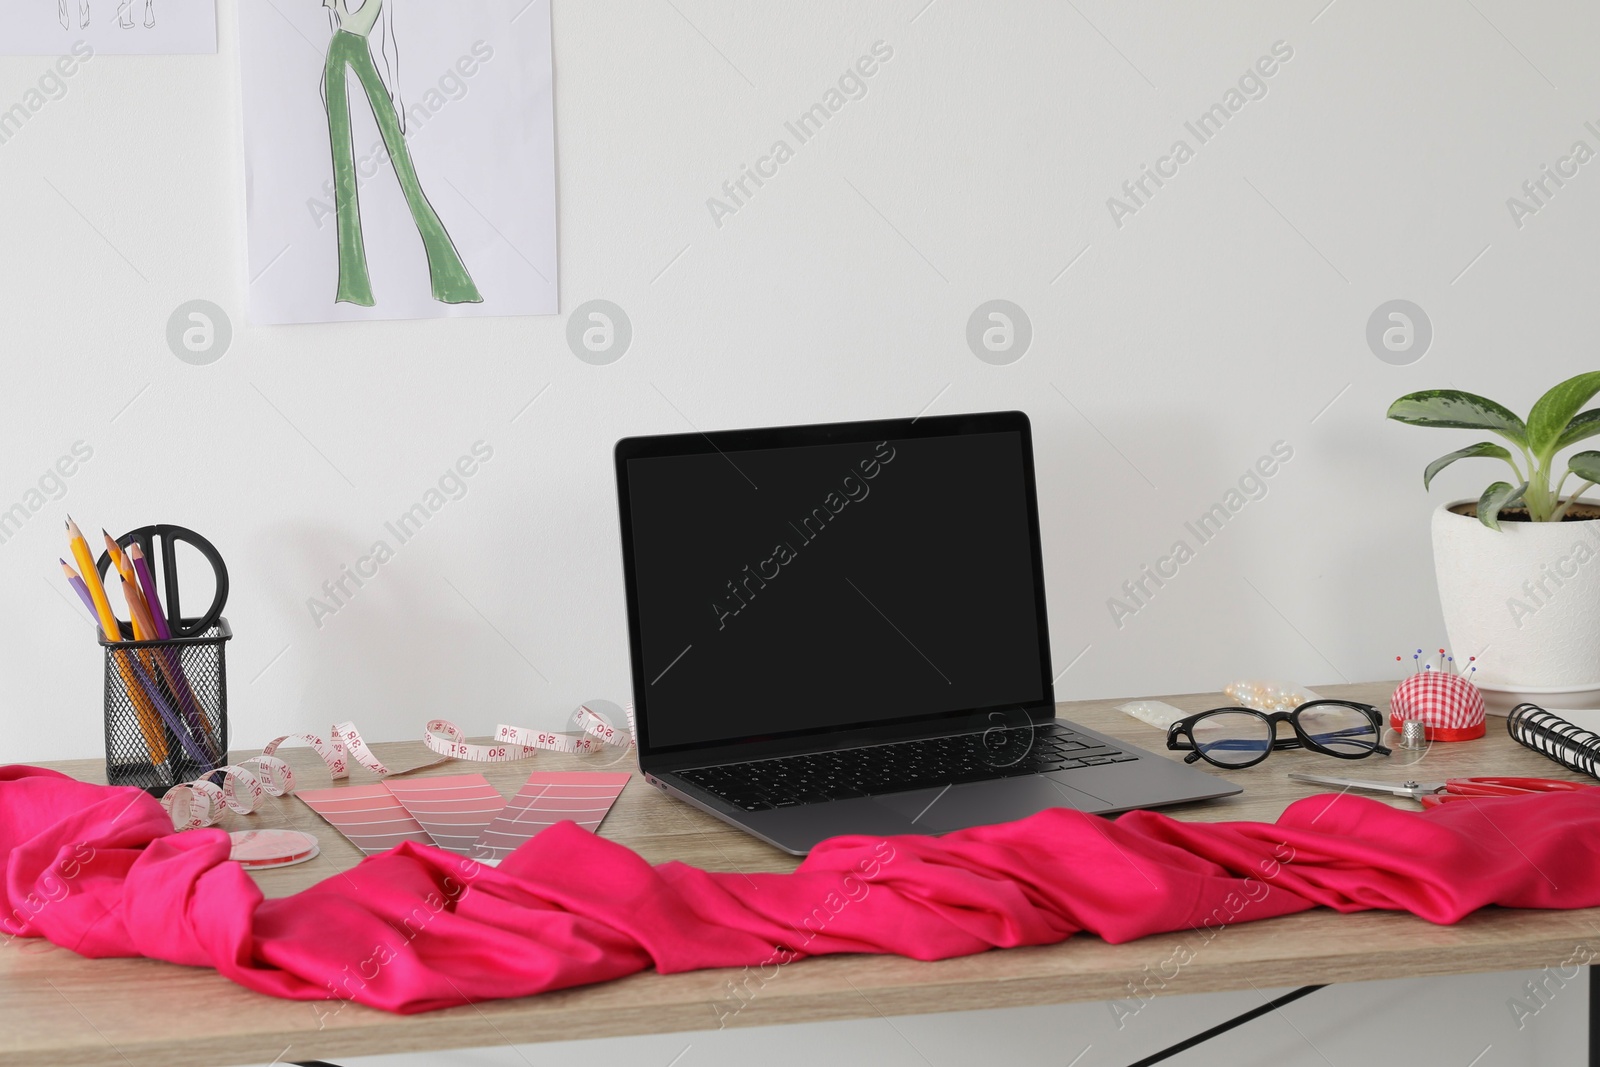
[104, 532, 145, 613]
[67, 518, 119, 641]
[128, 541, 218, 755]
[119, 571, 200, 746]
[68, 518, 169, 765]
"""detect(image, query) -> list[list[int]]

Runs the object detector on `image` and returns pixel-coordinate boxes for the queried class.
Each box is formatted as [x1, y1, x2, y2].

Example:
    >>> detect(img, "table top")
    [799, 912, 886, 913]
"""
[5, 681, 1597, 1067]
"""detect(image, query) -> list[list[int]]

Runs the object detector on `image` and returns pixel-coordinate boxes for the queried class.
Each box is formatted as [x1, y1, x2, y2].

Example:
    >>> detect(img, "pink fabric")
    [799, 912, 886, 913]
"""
[5, 763, 1600, 1014]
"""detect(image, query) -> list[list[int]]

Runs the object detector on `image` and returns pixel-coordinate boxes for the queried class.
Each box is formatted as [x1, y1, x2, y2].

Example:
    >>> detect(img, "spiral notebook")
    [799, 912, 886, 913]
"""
[1507, 704, 1600, 779]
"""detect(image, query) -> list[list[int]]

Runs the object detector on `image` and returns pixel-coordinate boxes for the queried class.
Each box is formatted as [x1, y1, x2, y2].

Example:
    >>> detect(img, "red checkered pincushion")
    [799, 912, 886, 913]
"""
[1389, 670, 1486, 742]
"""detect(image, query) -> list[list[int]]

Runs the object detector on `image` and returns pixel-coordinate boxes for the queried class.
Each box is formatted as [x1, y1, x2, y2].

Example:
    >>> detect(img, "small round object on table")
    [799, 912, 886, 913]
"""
[1398, 719, 1429, 750]
[228, 829, 320, 870]
[1389, 671, 1486, 742]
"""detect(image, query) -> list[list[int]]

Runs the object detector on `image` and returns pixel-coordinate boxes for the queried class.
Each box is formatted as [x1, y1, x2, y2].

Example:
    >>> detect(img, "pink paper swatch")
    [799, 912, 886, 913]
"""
[474, 771, 631, 863]
[384, 774, 509, 856]
[295, 784, 433, 855]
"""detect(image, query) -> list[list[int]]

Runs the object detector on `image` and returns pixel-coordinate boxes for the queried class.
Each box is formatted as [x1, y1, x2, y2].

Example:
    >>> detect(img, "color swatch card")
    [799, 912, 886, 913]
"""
[295, 784, 434, 855]
[384, 774, 509, 856]
[475, 772, 632, 864]
[296, 771, 630, 861]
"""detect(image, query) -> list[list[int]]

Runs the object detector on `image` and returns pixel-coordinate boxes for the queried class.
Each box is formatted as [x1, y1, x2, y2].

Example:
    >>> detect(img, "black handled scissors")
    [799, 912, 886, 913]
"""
[94, 524, 229, 639]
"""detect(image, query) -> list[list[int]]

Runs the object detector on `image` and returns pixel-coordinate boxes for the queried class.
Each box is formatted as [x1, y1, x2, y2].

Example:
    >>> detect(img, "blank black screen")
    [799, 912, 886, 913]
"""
[625, 431, 1046, 750]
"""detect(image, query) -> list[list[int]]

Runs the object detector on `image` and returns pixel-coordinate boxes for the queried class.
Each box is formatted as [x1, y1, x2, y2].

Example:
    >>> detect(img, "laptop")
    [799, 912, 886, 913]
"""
[613, 410, 1239, 855]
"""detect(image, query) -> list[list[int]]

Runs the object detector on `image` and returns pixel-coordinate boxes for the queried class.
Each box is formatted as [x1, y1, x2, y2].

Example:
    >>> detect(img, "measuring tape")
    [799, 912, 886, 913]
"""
[160, 703, 636, 831]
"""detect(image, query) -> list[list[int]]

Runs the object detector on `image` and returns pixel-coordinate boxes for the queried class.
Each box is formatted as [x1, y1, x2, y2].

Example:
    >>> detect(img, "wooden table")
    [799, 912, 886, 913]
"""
[5, 681, 1596, 1067]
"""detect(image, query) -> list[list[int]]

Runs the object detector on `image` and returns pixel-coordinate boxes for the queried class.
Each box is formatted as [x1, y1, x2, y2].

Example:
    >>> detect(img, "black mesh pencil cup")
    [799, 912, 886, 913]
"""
[101, 620, 231, 794]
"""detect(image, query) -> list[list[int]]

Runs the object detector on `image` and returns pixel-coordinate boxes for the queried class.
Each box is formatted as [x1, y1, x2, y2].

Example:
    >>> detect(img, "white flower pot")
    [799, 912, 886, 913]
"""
[1433, 500, 1600, 710]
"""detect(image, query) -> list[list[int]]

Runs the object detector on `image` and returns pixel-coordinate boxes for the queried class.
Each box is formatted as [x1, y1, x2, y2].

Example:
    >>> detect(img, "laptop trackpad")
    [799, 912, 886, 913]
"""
[870, 775, 1107, 834]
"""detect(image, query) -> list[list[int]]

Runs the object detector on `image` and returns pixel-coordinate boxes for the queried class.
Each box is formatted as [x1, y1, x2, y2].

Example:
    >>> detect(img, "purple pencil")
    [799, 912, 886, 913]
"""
[129, 543, 219, 760]
[60, 559, 102, 634]
[62, 557, 198, 758]
[129, 544, 172, 640]
[65, 557, 215, 765]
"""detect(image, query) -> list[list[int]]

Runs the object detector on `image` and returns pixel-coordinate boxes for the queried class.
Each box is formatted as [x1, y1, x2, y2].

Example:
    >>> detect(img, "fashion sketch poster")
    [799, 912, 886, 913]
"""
[240, 0, 557, 323]
[1, 0, 215, 54]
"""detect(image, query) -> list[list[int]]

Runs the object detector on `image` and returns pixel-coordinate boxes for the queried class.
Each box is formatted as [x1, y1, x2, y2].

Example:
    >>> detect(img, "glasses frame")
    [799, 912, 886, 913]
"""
[1165, 699, 1392, 769]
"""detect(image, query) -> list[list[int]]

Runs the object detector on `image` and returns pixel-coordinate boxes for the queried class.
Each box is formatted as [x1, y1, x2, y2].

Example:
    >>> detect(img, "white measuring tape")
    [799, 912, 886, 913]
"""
[161, 703, 636, 831]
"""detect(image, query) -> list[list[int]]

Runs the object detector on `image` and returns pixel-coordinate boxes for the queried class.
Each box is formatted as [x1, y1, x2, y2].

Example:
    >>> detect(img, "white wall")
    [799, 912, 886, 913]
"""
[1, 0, 1594, 760]
[4, 1, 1596, 1062]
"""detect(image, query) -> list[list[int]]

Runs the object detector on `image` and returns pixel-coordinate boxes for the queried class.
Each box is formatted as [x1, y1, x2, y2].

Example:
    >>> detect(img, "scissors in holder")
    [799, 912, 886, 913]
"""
[1287, 773, 1592, 808]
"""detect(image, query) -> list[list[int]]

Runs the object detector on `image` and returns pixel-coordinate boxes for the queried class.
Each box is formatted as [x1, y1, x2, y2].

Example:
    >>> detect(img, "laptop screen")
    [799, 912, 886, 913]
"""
[619, 417, 1050, 754]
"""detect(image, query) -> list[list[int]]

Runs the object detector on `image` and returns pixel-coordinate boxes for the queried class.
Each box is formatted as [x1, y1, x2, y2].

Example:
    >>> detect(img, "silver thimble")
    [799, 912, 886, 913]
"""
[1399, 719, 1428, 749]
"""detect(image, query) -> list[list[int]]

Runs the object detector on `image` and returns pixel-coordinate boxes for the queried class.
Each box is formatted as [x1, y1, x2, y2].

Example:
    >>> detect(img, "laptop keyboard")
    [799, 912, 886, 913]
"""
[675, 725, 1136, 812]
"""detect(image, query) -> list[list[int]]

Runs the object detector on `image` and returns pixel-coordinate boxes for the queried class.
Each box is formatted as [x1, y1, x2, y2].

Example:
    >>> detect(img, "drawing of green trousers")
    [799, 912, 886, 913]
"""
[324, 29, 482, 306]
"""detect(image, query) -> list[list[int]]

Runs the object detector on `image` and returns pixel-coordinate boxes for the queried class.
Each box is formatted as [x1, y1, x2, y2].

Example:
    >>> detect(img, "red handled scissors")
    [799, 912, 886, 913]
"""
[1288, 773, 1591, 808]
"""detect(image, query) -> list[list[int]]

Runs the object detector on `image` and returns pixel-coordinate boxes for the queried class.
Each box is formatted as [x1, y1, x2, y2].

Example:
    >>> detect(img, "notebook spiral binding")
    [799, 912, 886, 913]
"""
[1506, 703, 1600, 780]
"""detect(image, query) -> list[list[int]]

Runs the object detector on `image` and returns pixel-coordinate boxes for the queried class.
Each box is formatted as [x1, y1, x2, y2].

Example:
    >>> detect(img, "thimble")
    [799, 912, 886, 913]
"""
[1399, 719, 1428, 749]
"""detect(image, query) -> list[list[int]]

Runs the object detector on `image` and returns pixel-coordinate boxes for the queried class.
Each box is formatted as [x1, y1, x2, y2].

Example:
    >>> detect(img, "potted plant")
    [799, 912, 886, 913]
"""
[1389, 371, 1600, 713]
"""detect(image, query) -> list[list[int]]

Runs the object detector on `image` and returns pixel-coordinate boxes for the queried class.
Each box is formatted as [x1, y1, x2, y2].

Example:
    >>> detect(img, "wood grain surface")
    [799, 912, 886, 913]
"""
[5, 681, 1596, 1067]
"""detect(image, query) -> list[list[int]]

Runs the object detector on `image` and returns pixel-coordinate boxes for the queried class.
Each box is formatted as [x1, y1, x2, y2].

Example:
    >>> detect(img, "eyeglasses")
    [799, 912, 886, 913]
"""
[1166, 700, 1391, 769]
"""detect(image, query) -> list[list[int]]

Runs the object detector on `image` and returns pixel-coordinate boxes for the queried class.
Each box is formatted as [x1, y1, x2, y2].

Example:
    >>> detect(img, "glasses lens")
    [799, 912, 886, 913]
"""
[1190, 711, 1272, 766]
[1297, 703, 1380, 756]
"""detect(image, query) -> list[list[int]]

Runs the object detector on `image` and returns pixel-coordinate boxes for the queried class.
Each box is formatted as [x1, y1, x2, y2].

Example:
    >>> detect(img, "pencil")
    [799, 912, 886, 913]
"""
[122, 575, 213, 762]
[128, 544, 169, 639]
[117, 570, 157, 643]
[67, 518, 120, 641]
[106, 541, 175, 749]
[129, 543, 218, 758]
[104, 532, 145, 615]
[60, 559, 98, 620]
[124, 654, 212, 764]
[68, 517, 169, 766]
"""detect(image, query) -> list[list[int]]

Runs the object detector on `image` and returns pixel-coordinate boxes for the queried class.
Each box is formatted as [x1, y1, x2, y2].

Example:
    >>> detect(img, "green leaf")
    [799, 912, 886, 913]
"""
[1423, 442, 1514, 490]
[1387, 390, 1528, 446]
[1556, 409, 1600, 452]
[1477, 481, 1527, 531]
[1569, 450, 1600, 484]
[1528, 372, 1600, 458]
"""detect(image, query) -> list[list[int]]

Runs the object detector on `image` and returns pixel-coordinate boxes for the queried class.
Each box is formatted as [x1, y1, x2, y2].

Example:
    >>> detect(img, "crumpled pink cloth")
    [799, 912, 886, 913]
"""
[5, 764, 1600, 1014]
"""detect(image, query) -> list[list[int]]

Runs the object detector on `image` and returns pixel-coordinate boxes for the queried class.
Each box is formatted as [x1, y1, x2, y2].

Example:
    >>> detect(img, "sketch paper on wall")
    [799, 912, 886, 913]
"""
[0, 0, 216, 54]
[239, 0, 557, 324]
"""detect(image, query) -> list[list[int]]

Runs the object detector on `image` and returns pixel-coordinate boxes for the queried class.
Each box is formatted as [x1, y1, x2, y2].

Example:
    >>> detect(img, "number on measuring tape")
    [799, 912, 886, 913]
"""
[162, 704, 636, 831]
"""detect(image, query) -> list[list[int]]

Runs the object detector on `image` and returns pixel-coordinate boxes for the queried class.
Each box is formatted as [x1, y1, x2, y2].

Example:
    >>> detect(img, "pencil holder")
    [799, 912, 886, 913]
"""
[101, 619, 231, 795]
